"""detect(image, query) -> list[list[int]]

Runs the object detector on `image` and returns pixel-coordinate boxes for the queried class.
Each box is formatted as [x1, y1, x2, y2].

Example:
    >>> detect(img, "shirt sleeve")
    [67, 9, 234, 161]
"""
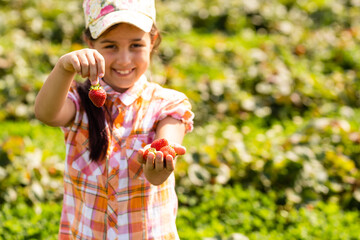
[61, 82, 83, 139]
[157, 89, 195, 133]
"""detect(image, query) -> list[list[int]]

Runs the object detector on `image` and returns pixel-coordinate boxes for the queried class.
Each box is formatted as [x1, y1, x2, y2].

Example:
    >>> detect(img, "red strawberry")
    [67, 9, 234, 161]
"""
[150, 138, 169, 151]
[160, 145, 176, 159]
[88, 84, 106, 107]
[143, 148, 156, 160]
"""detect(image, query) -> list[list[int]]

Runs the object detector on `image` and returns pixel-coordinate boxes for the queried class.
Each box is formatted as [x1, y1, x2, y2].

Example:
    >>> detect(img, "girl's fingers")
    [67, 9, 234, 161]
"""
[94, 51, 105, 79]
[172, 144, 186, 155]
[165, 155, 175, 171]
[155, 151, 164, 171]
[77, 53, 89, 78]
[70, 55, 81, 75]
[145, 152, 155, 171]
[61, 49, 105, 83]
[137, 149, 145, 164]
[140, 142, 182, 171]
[86, 52, 98, 84]
[87, 50, 105, 85]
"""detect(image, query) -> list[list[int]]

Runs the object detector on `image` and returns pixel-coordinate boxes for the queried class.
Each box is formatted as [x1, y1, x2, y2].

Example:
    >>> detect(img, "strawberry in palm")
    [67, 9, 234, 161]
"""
[159, 145, 176, 159]
[88, 84, 106, 107]
[150, 138, 169, 151]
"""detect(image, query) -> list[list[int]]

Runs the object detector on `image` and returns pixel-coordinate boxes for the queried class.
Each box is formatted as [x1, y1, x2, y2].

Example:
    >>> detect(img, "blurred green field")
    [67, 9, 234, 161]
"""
[0, 121, 65, 158]
[1, 0, 360, 239]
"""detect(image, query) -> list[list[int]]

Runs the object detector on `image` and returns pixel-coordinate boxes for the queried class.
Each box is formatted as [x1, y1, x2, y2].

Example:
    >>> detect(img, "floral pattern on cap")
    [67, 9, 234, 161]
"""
[83, 0, 156, 38]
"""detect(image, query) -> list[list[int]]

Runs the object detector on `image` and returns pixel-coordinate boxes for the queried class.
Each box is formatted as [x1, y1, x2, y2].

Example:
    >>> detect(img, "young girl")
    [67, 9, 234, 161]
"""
[34, 0, 194, 239]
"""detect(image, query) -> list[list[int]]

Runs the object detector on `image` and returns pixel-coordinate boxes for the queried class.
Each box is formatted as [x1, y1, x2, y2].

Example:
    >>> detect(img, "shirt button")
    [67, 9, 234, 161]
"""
[110, 169, 117, 175]
[109, 195, 116, 201]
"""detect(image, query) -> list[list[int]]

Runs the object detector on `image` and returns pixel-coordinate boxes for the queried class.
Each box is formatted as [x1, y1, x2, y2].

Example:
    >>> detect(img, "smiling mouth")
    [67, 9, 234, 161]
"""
[114, 69, 134, 76]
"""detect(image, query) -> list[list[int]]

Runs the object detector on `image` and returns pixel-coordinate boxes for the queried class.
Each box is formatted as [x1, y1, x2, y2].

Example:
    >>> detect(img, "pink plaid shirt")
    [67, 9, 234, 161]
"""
[59, 75, 194, 239]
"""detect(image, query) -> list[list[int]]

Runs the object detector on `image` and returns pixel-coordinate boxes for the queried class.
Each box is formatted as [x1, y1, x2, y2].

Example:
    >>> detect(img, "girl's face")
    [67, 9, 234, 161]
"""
[89, 23, 154, 93]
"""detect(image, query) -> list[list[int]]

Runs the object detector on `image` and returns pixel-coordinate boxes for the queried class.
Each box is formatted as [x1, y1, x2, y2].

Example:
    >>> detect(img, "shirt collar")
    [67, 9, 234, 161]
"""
[100, 75, 148, 106]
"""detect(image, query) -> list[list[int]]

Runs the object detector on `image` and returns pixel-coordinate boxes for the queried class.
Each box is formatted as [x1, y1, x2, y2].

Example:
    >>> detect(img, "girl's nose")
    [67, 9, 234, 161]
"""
[116, 49, 131, 66]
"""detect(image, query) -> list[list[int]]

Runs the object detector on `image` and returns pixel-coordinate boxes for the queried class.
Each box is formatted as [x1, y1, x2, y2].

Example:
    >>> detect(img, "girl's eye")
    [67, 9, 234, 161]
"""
[131, 43, 144, 48]
[104, 45, 116, 49]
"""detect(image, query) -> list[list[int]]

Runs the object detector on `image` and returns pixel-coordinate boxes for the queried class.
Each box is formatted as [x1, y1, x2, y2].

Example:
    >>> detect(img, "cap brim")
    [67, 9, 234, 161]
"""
[89, 10, 153, 39]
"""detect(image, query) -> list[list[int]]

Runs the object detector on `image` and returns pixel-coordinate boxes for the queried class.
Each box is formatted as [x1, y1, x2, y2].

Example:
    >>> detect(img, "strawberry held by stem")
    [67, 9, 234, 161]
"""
[88, 84, 106, 107]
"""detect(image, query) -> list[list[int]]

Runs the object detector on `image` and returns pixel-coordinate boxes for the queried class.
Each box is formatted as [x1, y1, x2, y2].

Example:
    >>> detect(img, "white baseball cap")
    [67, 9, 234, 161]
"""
[83, 0, 156, 39]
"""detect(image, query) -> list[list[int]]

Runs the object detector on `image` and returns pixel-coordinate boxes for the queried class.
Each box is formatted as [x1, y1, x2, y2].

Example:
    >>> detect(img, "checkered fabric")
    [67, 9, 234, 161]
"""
[59, 75, 194, 239]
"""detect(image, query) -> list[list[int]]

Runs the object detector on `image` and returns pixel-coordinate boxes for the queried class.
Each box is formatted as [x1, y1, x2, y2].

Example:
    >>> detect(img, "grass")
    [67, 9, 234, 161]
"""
[0, 120, 66, 159]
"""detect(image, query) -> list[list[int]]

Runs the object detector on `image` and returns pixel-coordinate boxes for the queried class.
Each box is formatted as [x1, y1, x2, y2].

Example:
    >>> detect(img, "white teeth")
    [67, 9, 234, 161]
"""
[116, 69, 132, 75]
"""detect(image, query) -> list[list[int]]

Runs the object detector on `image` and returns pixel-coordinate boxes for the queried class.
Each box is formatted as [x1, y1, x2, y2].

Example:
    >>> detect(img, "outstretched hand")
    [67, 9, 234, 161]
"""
[137, 143, 186, 185]
[59, 48, 105, 85]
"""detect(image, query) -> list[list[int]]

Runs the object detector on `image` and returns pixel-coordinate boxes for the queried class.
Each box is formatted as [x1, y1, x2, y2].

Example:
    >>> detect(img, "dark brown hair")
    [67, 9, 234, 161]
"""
[78, 24, 162, 162]
[77, 80, 109, 161]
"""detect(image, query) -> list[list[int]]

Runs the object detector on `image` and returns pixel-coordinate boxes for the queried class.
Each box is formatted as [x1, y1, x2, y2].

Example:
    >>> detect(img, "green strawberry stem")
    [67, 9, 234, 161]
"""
[89, 83, 102, 91]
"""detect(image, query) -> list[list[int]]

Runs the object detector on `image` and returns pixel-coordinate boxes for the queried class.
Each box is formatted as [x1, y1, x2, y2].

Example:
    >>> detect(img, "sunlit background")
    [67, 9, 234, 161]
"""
[1, 0, 360, 239]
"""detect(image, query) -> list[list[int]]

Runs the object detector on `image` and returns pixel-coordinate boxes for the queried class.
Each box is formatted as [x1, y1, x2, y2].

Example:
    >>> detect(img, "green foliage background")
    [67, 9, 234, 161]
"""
[1, 0, 360, 239]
